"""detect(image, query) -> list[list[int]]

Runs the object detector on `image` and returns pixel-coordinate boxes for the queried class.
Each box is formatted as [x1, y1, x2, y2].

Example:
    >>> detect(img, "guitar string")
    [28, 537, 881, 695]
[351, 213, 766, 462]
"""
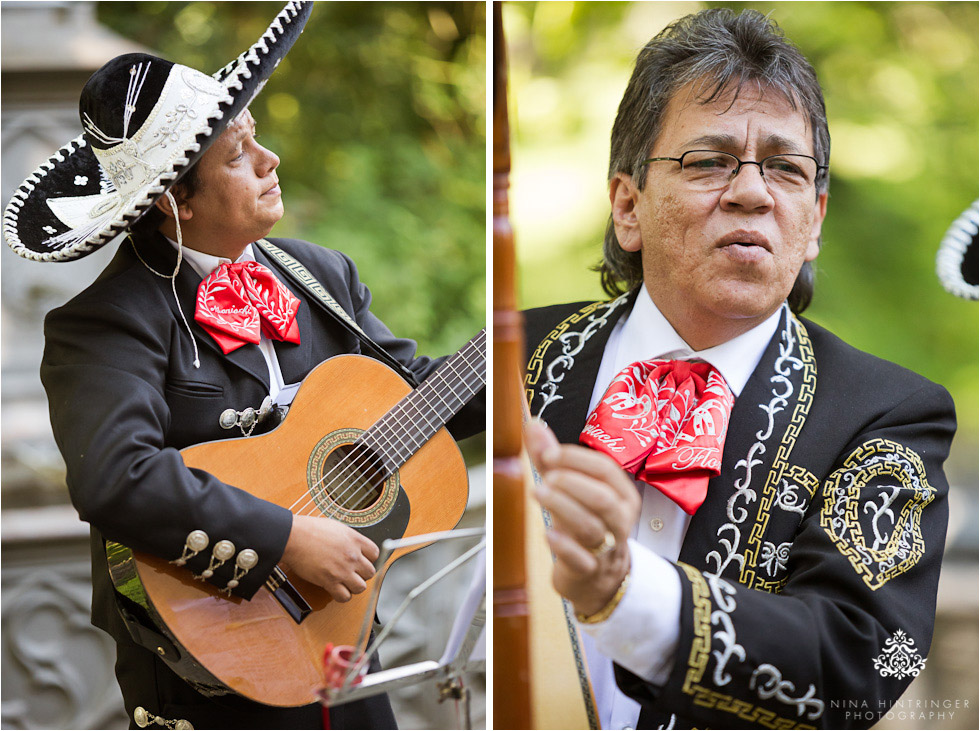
[286, 336, 486, 516]
[285, 340, 484, 515]
[286, 347, 486, 520]
[287, 349, 486, 519]
[288, 364, 485, 520]
[284, 340, 485, 518]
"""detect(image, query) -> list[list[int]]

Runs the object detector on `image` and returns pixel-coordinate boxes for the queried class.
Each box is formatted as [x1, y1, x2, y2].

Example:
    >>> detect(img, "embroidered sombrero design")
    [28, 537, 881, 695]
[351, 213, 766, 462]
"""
[3, 1, 313, 263]
[936, 200, 978, 301]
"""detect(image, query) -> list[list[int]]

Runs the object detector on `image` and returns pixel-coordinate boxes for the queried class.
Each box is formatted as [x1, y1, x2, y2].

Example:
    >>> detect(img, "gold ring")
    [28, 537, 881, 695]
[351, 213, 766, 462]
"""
[588, 530, 616, 556]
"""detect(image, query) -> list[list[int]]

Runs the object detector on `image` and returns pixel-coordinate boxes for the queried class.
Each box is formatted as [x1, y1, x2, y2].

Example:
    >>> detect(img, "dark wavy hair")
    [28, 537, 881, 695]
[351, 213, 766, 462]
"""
[599, 8, 830, 313]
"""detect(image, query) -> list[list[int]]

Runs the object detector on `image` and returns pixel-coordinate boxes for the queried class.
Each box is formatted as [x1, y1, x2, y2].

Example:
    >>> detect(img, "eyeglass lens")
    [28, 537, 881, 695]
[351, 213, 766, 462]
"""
[679, 150, 819, 190]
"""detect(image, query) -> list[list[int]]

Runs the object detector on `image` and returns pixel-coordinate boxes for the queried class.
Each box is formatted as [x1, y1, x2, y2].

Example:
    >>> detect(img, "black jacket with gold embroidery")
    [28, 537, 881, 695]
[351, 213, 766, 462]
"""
[524, 292, 955, 730]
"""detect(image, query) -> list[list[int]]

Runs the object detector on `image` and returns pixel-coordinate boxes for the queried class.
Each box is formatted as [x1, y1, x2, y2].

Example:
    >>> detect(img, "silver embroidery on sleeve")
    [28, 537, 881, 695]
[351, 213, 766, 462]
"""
[750, 664, 825, 720]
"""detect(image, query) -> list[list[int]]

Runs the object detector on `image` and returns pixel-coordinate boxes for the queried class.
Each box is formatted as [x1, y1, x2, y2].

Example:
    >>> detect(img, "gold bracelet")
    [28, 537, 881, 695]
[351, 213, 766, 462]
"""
[575, 571, 630, 625]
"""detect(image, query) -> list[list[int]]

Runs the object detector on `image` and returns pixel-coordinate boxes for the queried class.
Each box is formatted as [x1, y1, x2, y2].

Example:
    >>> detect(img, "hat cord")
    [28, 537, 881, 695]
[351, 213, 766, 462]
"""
[83, 61, 151, 145]
[130, 190, 201, 369]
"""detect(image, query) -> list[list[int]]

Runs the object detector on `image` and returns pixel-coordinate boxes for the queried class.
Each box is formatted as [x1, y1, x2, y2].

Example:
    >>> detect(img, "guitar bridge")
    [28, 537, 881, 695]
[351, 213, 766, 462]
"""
[265, 566, 312, 624]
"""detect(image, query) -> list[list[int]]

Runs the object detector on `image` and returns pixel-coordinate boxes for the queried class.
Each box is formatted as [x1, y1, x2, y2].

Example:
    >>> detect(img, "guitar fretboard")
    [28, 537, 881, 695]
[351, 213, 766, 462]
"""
[358, 329, 486, 472]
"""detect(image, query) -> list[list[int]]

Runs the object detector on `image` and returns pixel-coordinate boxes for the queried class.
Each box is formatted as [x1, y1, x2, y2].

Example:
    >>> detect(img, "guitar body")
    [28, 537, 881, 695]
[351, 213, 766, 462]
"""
[126, 354, 469, 707]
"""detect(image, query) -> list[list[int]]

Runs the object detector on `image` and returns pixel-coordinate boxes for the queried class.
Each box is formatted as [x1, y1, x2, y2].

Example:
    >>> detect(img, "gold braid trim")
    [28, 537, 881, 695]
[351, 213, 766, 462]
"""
[742, 316, 817, 592]
[819, 438, 935, 590]
[679, 562, 711, 689]
[524, 295, 629, 409]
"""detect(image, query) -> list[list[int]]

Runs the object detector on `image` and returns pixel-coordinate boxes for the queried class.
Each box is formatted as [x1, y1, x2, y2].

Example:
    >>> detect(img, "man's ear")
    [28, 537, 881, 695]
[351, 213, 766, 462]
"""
[609, 173, 642, 253]
[154, 189, 194, 221]
[805, 191, 828, 262]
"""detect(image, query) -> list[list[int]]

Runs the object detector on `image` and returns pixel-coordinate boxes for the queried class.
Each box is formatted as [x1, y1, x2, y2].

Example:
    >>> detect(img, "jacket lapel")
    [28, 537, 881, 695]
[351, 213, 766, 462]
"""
[680, 306, 818, 590]
[526, 291, 635, 445]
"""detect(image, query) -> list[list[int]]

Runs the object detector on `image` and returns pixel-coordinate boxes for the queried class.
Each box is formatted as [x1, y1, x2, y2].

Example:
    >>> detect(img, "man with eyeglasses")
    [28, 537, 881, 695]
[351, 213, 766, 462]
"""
[522, 8, 954, 730]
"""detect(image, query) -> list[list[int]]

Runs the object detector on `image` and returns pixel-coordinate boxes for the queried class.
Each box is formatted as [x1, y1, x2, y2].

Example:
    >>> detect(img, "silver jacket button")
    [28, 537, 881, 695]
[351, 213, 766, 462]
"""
[219, 408, 238, 429]
[186, 530, 209, 552]
[213, 540, 236, 561]
[236, 549, 259, 570]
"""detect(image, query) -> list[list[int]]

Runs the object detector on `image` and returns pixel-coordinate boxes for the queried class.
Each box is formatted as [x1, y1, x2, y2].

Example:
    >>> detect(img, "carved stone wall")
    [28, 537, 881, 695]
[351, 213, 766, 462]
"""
[1, 506, 128, 730]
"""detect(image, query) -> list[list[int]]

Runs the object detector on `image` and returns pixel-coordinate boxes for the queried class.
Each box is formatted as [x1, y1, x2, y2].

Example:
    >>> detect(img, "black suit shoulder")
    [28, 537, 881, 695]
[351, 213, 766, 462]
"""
[802, 315, 955, 426]
[49, 242, 166, 316]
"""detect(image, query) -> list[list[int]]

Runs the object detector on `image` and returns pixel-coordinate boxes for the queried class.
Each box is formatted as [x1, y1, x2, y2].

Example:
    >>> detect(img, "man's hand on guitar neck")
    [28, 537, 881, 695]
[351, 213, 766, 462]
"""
[281, 515, 380, 602]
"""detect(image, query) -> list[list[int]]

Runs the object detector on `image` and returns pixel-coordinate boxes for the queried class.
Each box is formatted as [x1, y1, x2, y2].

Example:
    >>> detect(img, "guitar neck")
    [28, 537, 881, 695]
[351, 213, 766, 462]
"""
[359, 329, 486, 471]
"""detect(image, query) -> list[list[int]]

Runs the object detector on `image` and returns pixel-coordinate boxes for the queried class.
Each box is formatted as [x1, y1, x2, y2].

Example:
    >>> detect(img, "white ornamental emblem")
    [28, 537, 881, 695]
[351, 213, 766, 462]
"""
[873, 630, 926, 679]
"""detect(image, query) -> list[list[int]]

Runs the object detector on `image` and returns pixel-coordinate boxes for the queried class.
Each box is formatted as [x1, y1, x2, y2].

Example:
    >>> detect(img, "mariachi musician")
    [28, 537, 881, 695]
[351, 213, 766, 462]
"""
[3, 3, 484, 729]
[517, 8, 955, 730]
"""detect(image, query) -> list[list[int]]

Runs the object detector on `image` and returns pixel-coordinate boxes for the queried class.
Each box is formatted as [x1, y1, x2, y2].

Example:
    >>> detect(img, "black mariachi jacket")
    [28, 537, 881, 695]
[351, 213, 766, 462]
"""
[524, 291, 955, 730]
[40, 233, 485, 727]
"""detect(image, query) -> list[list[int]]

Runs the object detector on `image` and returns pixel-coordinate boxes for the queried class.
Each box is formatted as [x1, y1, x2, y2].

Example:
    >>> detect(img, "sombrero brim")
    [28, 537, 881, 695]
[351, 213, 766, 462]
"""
[3, 1, 313, 263]
[936, 200, 979, 301]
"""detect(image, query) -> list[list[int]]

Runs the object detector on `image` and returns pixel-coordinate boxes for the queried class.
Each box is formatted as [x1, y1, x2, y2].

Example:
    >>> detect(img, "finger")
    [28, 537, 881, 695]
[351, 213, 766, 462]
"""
[536, 477, 610, 547]
[344, 574, 368, 595]
[543, 443, 639, 506]
[525, 419, 562, 470]
[330, 584, 353, 603]
[355, 555, 377, 581]
[357, 533, 380, 562]
[546, 529, 599, 576]
[543, 468, 634, 543]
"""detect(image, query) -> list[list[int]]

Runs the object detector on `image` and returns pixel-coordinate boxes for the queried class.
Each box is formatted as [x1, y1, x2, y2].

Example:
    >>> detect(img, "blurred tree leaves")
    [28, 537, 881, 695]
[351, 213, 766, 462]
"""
[98, 1, 485, 358]
[505, 2, 977, 459]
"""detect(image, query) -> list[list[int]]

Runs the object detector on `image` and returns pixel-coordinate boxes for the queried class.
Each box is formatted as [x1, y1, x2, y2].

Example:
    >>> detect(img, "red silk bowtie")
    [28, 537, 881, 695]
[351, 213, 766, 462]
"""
[580, 359, 734, 515]
[194, 261, 301, 354]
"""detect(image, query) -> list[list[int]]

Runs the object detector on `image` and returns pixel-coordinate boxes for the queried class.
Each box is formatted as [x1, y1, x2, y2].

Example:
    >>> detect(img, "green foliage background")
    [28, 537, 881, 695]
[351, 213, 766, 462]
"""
[98, 1, 485, 359]
[504, 1, 978, 478]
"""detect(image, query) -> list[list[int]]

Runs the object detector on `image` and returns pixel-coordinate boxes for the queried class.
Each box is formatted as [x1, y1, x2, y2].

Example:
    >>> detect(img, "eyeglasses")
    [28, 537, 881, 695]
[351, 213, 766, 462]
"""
[642, 150, 828, 192]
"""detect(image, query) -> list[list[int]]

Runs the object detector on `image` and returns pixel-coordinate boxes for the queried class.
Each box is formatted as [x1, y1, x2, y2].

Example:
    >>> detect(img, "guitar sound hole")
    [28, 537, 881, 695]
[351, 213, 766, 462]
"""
[315, 442, 387, 512]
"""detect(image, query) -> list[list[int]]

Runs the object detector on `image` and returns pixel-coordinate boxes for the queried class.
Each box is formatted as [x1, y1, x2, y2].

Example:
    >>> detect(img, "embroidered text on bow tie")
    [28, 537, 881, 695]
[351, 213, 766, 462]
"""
[195, 261, 301, 354]
[580, 359, 734, 514]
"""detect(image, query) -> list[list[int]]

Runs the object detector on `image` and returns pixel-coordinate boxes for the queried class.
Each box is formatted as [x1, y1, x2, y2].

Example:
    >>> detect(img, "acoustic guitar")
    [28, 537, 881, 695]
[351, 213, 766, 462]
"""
[106, 330, 485, 707]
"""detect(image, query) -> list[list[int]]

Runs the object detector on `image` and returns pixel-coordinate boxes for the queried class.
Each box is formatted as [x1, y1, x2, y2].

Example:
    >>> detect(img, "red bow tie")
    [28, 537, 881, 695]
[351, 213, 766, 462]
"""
[194, 261, 301, 354]
[580, 359, 734, 515]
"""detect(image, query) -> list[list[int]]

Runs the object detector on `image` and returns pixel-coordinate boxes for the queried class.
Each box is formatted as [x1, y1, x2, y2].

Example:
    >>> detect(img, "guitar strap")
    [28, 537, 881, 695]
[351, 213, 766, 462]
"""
[256, 238, 419, 388]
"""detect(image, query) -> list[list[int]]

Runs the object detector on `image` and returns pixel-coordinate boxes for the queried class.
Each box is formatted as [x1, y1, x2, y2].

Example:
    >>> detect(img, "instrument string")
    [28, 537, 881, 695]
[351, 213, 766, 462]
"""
[290, 347, 485, 517]
[283, 338, 486, 519]
[288, 344, 482, 515]
[288, 360, 485, 519]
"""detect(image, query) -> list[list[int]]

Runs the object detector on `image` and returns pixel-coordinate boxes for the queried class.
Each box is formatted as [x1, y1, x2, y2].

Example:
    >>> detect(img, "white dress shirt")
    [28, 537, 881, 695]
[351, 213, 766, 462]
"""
[578, 286, 782, 730]
[166, 238, 298, 405]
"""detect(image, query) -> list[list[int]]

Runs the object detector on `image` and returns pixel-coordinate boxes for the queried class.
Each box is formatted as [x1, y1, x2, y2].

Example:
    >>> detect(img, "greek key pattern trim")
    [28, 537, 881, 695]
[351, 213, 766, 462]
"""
[524, 294, 630, 418]
[679, 562, 711, 690]
[682, 687, 816, 729]
[256, 239, 366, 336]
[819, 438, 935, 590]
[741, 316, 816, 591]
[749, 463, 820, 592]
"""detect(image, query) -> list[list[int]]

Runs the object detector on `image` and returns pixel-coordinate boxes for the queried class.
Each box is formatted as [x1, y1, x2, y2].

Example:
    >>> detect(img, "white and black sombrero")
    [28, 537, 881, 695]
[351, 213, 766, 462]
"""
[936, 200, 979, 301]
[3, 1, 313, 263]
